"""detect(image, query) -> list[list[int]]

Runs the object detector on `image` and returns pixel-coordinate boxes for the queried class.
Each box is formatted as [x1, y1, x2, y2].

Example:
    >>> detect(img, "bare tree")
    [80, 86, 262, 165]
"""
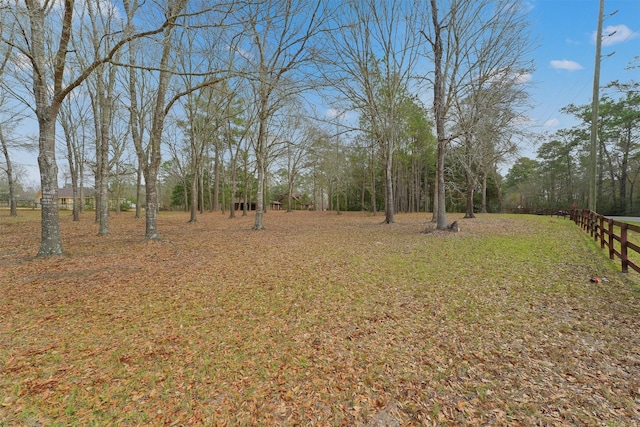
[284, 117, 313, 213]
[175, 20, 234, 222]
[14, 0, 76, 255]
[0, 38, 23, 217]
[476, 84, 529, 214]
[420, 0, 534, 229]
[58, 89, 90, 221]
[121, 2, 155, 220]
[1, 1, 179, 256]
[237, 0, 326, 230]
[128, 0, 188, 239]
[452, 77, 530, 217]
[224, 85, 255, 219]
[323, 0, 421, 223]
[268, 105, 313, 212]
[66, 0, 124, 233]
[164, 120, 190, 210]
[179, 90, 217, 222]
[0, 123, 19, 216]
[123, 0, 233, 239]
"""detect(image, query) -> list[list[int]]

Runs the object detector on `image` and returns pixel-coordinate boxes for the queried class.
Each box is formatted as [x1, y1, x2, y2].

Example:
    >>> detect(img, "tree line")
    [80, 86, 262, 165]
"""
[504, 77, 640, 216]
[0, 0, 533, 257]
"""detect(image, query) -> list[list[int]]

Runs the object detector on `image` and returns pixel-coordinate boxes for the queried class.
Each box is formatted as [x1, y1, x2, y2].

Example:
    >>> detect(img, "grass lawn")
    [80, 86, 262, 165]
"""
[1, 210, 639, 426]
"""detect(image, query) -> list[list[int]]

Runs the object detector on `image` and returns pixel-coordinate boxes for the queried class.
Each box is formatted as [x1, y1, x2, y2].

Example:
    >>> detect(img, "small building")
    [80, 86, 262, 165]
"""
[35, 188, 95, 210]
[276, 193, 313, 210]
[234, 202, 257, 211]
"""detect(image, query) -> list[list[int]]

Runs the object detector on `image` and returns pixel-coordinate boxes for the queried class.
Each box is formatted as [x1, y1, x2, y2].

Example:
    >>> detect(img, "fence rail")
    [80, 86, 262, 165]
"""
[569, 209, 640, 274]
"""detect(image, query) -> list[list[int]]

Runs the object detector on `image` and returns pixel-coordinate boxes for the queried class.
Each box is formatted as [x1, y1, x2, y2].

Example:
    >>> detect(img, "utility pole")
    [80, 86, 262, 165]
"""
[588, 0, 604, 212]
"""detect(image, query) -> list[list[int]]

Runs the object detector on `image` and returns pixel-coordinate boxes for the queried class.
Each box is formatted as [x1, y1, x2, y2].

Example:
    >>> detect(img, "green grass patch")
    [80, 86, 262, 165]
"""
[0, 211, 639, 425]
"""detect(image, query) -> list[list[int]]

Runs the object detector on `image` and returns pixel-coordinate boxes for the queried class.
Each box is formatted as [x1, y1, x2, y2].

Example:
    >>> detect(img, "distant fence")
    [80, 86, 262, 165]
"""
[511, 207, 563, 215]
[570, 209, 640, 274]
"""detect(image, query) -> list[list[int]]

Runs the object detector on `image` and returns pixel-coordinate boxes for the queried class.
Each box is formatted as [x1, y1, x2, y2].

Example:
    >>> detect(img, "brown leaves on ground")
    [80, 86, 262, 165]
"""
[1, 210, 639, 426]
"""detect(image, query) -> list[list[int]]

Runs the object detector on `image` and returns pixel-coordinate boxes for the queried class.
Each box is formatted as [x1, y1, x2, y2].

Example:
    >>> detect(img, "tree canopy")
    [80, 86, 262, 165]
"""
[0, 0, 536, 254]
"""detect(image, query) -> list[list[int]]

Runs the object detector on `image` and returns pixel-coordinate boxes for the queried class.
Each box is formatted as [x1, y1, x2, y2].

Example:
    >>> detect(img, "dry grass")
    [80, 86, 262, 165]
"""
[1, 210, 639, 426]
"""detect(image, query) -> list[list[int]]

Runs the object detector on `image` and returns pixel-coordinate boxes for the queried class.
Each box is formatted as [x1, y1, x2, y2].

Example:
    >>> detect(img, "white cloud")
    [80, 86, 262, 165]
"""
[486, 69, 532, 85]
[550, 59, 583, 71]
[544, 118, 560, 128]
[595, 24, 640, 47]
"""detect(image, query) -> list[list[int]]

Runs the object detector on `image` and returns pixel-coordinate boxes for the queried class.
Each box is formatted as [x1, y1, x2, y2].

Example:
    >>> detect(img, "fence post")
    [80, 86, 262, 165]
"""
[599, 215, 605, 249]
[608, 218, 615, 260]
[587, 210, 592, 233]
[621, 222, 629, 273]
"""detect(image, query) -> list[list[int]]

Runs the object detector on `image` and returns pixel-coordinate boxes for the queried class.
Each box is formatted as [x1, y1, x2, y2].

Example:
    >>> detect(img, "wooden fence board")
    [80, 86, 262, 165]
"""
[570, 209, 640, 274]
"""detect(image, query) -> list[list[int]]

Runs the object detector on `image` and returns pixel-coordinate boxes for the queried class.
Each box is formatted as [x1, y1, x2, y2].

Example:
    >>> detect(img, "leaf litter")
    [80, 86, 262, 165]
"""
[0, 211, 639, 426]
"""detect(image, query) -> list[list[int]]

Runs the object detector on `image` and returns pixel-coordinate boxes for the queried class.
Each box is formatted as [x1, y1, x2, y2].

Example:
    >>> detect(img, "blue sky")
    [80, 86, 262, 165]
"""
[7, 0, 640, 188]
[525, 0, 639, 138]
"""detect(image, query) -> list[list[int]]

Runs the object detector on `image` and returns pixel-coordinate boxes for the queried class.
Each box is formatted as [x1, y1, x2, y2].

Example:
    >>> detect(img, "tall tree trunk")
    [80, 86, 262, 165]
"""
[0, 126, 17, 217]
[242, 151, 249, 216]
[383, 139, 394, 223]
[189, 128, 199, 223]
[135, 161, 142, 219]
[493, 170, 504, 213]
[70, 164, 80, 221]
[37, 118, 63, 257]
[97, 98, 111, 234]
[360, 175, 366, 211]
[287, 180, 293, 213]
[431, 0, 448, 230]
[410, 156, 417, 212]
[199, 167, 205, 215]
[254, 115, 267, 229]
[424, 165, 430, 213]
[263, 168, 269, 214]
[183, 179, 189, 212]
[213, 145, 220, 211]
[140, 2, 185, 240]
[220, 167, 226, 215]
[29, 1, 68, 257]
[90, 62, 115, 234]
[143, 171, 160, 239]
[78, 153, 85, 214]
[463, 134, 476, 219]
[480, 172, 488, 214]
[464, 169, 475, 218]
[431, 165, 439, 223]
[126, 11, 144, 221]
[229, 162, 237, 219]
[189, 170, 198, 222]
[59, 112, 80, 221]
[114, 165, 121, 215]
[208, 159, 214, 212]
[370, 142, 377, 215]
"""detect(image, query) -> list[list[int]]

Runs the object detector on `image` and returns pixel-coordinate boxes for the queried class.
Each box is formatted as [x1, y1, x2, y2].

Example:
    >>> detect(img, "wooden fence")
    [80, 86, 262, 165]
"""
[569, 209, 640, 274]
